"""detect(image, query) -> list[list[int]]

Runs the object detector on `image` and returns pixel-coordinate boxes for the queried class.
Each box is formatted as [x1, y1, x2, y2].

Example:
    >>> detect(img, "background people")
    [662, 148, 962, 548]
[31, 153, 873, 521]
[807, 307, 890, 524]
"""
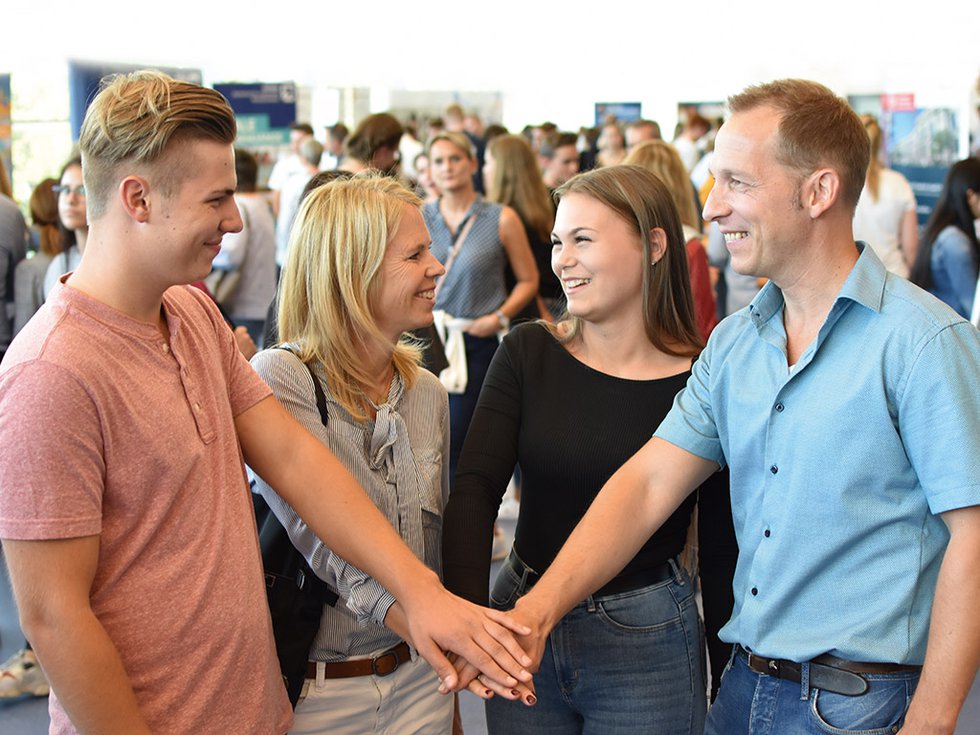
[538, 132, 581, 192]
[13, 177, 61, 335]
[624, 140, 718, 339]
[852, 116, 918, 278]
[444, 165, 708, 734]
[208, 148, 277, 345]
[910, 157, 980, 318]
[42, 157, 87, 299]
[339, 113, 404, 176]
[0, 158, 27, 360]
[483, 134, 559, 321]
[422, 131, 538, 483]
[595, 122, 626, 168]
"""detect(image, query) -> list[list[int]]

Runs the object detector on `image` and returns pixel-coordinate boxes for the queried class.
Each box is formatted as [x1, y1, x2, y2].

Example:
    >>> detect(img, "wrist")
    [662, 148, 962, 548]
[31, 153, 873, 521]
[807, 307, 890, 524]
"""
[513, 589, 561, 635]
[394, 568, 443, 609]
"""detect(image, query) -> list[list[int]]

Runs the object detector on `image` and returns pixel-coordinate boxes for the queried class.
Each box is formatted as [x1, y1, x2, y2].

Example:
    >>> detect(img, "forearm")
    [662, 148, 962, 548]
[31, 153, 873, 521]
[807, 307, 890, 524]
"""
[19, 592, 150, 733]
[498, 280, 537, 318]
[517, 438, 710, 633]
[244, 403, 442, 608]
[902, 509, 980, 733]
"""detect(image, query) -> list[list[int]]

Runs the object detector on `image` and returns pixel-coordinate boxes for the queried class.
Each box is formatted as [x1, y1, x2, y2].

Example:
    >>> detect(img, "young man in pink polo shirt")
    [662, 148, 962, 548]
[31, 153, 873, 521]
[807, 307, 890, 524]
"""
[0, 71, 530, 734]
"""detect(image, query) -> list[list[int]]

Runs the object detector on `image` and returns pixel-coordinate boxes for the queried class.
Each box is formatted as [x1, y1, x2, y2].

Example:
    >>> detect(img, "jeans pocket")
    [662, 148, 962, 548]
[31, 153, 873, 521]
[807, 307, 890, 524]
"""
[809, 678, 912, 735]
[488, 556, 524, 610]
[594, 579, 684, 633]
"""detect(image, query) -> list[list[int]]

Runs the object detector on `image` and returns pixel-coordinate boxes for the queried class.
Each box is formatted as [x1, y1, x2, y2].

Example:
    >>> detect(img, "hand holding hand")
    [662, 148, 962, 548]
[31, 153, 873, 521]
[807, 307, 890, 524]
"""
[400, 583, 534, 693]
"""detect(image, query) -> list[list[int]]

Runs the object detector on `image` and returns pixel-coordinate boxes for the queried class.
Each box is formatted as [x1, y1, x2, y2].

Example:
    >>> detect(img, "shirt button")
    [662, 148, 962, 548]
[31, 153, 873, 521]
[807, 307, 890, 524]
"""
[751, 587, 758, 596]
[764, 529, 771, 538]
[774, 402, 784, 412]
[194, 403, 202, 412]
[770, 465, 778, 475]
[162, 343, 170, 354]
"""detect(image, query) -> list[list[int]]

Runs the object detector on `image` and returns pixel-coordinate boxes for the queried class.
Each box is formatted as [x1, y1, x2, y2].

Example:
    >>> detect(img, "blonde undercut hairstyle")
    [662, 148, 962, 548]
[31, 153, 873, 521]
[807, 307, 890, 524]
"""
[549, 165, 702, 356]
[79, 70, 236, 218]
[277, 173, 425, 422]
[727, 79, 870, 210]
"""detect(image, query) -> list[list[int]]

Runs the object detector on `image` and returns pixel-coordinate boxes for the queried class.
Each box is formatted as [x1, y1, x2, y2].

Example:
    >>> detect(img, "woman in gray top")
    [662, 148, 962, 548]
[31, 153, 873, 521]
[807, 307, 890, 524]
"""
[250, 175, 462, 733]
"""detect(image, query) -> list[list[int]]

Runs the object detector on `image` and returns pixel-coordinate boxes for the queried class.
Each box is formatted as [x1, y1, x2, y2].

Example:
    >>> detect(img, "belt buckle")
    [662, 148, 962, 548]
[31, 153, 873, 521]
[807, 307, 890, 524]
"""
[371, 650, 400, 677]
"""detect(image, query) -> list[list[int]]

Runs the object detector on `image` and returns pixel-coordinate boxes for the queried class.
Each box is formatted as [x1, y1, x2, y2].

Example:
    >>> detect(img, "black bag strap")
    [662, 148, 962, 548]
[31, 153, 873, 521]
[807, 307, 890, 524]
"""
[277, 345, 328, 426]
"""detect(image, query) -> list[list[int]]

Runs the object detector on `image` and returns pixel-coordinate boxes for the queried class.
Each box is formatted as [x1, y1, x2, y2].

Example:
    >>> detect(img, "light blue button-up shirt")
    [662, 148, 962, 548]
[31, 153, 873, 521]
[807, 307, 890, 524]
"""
[656, 243, 980, 664]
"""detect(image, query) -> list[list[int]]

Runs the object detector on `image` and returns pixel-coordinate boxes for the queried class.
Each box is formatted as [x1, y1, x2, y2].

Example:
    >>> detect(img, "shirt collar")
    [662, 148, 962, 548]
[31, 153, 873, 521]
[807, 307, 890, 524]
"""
[747, 241, 888, 331]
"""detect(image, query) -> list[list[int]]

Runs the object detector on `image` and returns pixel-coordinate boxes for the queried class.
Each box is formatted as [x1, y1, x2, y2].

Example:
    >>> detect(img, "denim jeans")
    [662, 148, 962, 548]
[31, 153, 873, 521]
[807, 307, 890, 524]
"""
[485, 549, 707, 735]
[704, 648, 918, 735]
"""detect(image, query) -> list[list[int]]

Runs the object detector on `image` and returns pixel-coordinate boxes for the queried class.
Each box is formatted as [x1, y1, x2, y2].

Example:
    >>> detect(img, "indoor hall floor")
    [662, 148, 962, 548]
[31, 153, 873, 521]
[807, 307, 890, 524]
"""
[3, 516, 980, 734]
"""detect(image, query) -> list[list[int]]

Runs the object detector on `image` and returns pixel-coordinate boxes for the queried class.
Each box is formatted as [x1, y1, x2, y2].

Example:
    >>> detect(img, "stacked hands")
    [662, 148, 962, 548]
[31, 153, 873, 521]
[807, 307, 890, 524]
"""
[390, 582, 547, 705]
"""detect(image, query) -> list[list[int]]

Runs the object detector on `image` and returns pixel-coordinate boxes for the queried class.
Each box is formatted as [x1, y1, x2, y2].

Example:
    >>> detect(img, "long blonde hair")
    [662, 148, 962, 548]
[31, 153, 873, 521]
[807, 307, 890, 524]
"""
[485, 134, 554, 242]
[277, 174, 424, 421]
[624, 140, 700, 232]
[862, 116, 883, 202]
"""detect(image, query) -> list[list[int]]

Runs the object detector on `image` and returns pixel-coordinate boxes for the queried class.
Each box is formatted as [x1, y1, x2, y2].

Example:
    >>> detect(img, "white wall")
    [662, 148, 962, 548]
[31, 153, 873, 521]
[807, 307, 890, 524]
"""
[3, 0, 978, 135]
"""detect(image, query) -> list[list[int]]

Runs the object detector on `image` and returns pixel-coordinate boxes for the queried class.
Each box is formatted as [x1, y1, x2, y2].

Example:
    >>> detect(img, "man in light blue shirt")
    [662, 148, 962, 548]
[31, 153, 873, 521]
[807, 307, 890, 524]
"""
[506, 79, 980, 734]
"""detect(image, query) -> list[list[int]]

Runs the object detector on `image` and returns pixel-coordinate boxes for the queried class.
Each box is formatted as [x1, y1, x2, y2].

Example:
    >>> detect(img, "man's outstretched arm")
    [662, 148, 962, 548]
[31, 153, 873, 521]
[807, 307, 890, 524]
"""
[235, 395, 533, 691]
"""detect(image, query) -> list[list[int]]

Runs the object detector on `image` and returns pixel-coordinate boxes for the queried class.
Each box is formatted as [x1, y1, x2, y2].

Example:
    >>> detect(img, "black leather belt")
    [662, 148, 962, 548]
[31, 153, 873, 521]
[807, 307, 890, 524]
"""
[513, 548, 676, 598]
[306, 642, 411, 680]
[737, 644, 920, 696]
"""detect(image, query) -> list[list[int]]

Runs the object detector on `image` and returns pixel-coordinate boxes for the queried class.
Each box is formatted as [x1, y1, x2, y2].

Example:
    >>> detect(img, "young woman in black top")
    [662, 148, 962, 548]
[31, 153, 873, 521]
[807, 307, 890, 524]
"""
[443, 165, 716, 734]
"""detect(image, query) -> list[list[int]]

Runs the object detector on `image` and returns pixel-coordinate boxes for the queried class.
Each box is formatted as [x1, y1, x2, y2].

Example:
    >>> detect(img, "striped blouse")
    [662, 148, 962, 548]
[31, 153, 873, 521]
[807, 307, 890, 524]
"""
[250, 347, 450, 661]
[423, 196, 507, 319]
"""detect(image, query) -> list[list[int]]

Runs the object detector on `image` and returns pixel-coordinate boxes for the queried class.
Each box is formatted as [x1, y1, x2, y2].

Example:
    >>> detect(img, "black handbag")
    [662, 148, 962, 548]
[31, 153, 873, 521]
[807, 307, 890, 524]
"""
[252, 350, 339, 707]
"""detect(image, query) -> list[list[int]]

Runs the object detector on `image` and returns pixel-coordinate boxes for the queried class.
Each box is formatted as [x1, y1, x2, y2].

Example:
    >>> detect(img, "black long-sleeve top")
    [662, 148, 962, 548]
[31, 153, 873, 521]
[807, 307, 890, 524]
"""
[442, 322, 698, 606]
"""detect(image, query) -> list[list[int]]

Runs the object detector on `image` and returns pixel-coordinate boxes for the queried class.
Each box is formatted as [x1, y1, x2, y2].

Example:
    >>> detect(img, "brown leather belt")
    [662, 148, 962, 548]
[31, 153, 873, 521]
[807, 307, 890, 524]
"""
[306, 642, 411, 680]
[737, 644, 920, 697]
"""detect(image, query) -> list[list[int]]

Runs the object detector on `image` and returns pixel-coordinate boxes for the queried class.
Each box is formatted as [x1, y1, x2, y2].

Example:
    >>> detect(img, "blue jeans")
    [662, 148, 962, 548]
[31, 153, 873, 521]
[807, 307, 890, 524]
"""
[705, 648, 918, 735]
[485, 550, 707, 735]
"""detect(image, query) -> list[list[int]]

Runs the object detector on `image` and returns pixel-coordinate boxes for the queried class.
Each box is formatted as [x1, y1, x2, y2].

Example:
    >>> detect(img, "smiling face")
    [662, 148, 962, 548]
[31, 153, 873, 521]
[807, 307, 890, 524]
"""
[551, 192, 646, 326]
[57, 163, 88, 232]
[373, 205, 445, 342]
[151, 139, 243, 286]
[428, 139, 476, 194]
[703, 105, 811, 283]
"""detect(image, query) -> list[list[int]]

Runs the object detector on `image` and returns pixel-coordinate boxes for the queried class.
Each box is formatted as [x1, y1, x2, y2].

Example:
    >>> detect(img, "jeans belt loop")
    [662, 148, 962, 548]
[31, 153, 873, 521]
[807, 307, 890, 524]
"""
[800, 661, 810, 701]
[668, 556, 683, 585]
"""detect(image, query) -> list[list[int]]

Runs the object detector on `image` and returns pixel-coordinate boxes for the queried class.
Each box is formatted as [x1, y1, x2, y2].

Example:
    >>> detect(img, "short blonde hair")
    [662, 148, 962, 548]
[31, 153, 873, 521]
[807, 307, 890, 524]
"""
[624, 140, 700, 231]
[277, 173, 425, 421]
[79, 70, 236, 218]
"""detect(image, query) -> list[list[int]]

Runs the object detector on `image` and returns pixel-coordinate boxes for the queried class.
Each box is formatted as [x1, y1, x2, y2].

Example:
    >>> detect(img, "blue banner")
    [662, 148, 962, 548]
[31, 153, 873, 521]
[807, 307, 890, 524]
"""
[213, 83, 297, 147]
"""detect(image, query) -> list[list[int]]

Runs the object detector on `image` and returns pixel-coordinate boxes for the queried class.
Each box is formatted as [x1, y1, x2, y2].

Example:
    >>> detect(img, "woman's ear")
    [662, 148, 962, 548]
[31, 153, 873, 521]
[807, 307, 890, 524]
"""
[649, 227, 668, 265]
